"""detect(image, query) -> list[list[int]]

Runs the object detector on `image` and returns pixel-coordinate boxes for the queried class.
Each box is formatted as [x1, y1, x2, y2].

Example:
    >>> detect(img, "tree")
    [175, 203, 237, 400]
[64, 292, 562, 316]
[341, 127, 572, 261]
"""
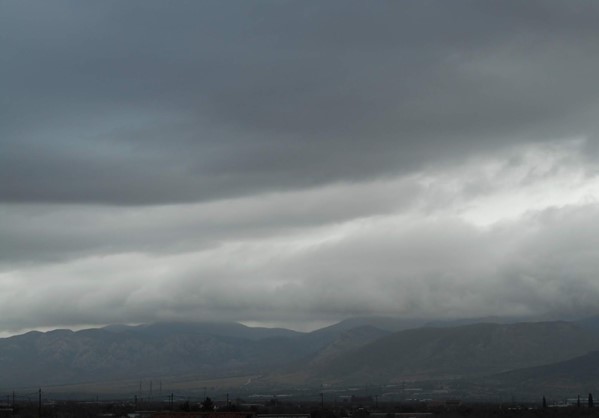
[201, 397, 215, 411]
[588, 393, 594, 408]
[542, 396, 547, 409]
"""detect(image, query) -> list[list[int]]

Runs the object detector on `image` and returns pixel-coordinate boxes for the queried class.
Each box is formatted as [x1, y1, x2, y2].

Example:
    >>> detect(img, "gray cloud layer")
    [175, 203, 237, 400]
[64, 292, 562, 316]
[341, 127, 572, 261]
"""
[2, 1, 599, 332]
[2, 1, 599, 204]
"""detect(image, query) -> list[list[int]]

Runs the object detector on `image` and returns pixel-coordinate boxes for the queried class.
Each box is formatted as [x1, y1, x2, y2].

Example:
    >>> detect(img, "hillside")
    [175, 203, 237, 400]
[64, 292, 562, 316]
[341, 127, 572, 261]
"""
[2, 319, 599, 392]
[0, 322, 306, 388]
[308, 321, 599, 384]
[0, 320, 392, 389]
[480, 350, 599, 398]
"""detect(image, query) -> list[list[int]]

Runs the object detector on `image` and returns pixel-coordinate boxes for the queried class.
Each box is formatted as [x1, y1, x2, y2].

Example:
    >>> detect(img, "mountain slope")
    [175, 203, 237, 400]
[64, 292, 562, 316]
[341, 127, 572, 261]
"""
[104, 321, 302, 340]
[0, 322, 306, 388]
[310, 321, 599, 383]
[3, 319, 598, 391]
[482, 350, 599, 397]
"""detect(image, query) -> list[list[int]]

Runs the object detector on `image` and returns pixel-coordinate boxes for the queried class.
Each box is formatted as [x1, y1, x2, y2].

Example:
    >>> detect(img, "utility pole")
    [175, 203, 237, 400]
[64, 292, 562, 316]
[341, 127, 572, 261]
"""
[38, 388, 42, 418]
[320, 393, 324, 409]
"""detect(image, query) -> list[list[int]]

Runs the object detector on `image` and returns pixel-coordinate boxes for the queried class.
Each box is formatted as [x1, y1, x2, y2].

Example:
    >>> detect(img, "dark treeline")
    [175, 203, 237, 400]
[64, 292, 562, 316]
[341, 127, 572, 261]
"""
[3, 397, 599, 418]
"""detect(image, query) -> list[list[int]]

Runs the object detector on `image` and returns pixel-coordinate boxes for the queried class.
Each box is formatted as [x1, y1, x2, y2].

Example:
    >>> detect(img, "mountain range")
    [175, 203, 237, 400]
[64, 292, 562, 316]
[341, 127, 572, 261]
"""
[2, 316, 599, 399]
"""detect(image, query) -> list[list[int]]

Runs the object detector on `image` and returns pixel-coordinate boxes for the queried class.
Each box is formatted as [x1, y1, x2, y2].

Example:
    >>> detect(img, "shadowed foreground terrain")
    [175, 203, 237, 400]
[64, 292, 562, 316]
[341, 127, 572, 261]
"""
[5, 397, 599, 418]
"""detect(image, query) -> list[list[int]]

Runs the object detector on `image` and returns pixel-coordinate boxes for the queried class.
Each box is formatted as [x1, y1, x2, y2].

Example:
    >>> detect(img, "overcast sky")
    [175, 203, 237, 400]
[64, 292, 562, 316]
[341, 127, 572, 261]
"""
[2, 1, 599, 334]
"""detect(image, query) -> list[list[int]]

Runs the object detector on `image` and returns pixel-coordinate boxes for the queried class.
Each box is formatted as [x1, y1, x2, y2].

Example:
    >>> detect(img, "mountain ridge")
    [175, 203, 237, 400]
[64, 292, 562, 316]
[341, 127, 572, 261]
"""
[2, 317, 599, 394]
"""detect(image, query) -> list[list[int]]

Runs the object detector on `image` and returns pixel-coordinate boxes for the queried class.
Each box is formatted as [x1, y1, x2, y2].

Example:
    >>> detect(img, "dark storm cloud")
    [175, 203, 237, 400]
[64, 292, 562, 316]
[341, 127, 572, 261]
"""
[0, 178, 421, 265]
[2, 1, 599, 204]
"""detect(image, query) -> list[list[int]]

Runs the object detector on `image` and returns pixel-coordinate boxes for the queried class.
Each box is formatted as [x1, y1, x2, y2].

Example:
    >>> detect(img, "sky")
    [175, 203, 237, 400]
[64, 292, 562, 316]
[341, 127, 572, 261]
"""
[2, 1, 599, 334]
